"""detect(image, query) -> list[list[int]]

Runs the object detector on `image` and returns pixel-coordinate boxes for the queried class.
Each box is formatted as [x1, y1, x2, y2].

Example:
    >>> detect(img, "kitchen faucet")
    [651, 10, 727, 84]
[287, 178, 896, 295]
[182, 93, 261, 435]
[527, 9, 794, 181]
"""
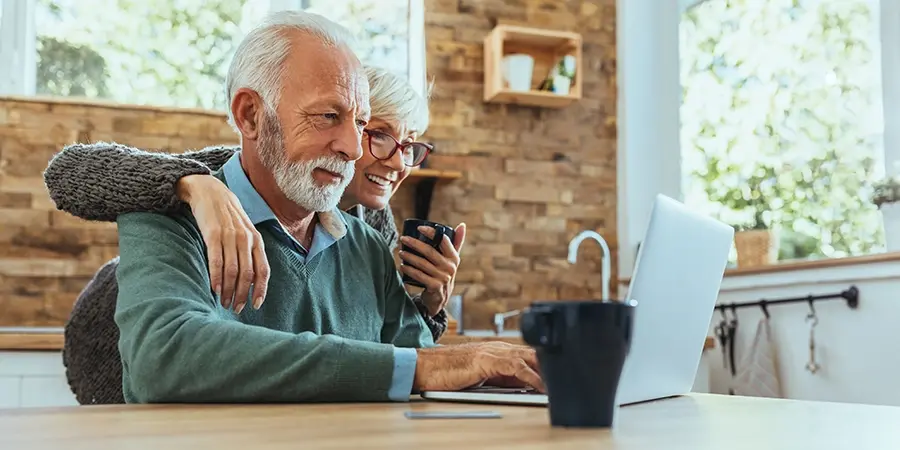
[493, 309, 521, 335]
[567, 230, 611, 301]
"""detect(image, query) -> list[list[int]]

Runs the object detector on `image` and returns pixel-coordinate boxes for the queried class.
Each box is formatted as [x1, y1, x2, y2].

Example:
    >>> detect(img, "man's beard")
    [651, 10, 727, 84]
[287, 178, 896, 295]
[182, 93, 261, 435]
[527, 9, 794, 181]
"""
[256, 110, 354, 212]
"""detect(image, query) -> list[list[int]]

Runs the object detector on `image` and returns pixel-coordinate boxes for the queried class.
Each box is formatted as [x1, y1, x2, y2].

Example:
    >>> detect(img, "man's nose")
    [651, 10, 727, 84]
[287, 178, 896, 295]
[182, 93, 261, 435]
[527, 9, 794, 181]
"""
[331, 121, 364, 162]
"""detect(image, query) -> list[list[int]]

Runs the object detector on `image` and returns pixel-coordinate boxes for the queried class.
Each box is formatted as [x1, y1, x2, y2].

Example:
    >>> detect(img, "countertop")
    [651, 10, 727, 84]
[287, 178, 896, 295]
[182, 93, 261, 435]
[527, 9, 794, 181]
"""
[438, 333, 716, 350]
[0, 328, 714, 351]
[2, 393, 897, 448]
[620, 250, 900, 284]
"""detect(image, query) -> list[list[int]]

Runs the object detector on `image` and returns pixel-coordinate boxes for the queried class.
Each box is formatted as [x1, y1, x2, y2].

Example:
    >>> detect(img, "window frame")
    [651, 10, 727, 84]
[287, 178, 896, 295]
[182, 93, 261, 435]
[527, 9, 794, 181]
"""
[616, 0, 900, 277]
[0, 0, 427, 104]
[0, 0, 36, 96]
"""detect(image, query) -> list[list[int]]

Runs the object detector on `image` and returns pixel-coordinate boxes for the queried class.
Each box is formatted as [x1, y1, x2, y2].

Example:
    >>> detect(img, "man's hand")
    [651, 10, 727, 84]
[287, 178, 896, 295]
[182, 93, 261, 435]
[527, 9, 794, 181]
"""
[412, 342, 545, 393]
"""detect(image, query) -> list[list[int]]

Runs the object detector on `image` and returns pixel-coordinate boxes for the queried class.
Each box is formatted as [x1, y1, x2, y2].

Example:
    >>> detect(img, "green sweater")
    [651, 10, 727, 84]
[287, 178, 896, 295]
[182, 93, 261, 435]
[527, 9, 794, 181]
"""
[114, 204, 435, 403]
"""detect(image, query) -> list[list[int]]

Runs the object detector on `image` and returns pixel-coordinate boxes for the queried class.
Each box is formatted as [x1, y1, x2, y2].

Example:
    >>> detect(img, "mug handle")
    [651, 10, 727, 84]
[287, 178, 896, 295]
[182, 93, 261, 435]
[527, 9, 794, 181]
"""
[521, 306, 559, 349]
[430, 226, 447, 250]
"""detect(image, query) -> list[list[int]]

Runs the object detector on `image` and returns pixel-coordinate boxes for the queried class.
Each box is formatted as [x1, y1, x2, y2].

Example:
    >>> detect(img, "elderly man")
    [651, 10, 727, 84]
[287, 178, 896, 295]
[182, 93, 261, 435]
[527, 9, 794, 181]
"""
[114, 10, 542, 403]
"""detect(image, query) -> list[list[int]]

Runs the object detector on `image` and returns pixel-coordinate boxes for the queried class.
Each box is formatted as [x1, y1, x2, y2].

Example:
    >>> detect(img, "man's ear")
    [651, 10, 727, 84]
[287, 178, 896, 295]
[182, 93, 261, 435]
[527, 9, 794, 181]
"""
[231, 88, 264, 140]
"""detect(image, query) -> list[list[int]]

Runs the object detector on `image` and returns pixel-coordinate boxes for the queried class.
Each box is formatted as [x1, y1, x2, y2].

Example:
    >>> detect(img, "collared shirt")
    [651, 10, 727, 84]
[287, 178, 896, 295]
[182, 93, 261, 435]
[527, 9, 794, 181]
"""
[221, 151, 417, 401]
[223, 152, 348, 260]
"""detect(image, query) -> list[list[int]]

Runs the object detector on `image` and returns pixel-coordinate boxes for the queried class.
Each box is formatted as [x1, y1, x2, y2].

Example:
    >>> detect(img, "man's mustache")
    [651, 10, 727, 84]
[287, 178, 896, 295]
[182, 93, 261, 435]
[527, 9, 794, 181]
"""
[307, 154, 355, 180]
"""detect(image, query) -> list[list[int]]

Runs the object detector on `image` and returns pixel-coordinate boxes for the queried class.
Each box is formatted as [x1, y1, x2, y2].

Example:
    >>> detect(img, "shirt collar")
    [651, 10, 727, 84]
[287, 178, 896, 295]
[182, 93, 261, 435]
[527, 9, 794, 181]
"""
[222, 151, 347, 239]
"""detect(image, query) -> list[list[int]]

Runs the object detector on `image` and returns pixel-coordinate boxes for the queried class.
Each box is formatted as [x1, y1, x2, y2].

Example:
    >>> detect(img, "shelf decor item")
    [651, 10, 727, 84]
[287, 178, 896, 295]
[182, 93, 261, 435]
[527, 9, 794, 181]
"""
[734, 227, 778, 268]
[538, 54, 577, 95]
[501, 53, 535, 92]
[483, 24, 582, 108]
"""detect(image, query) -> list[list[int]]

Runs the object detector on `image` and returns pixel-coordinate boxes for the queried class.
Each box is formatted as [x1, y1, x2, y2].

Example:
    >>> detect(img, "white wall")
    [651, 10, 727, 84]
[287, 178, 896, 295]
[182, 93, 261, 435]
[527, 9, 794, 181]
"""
[616, 0, 685, 278]
[705, 259, 900, 406]
[0, 351, 77, 408]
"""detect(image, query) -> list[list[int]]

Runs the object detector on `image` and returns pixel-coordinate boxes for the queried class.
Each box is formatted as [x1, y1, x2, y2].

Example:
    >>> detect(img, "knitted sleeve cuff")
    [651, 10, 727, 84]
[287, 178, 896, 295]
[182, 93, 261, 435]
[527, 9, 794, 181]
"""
[174, 146, 238, 172]
[144, 157, 213, 215]
[412, 295, 448, 343]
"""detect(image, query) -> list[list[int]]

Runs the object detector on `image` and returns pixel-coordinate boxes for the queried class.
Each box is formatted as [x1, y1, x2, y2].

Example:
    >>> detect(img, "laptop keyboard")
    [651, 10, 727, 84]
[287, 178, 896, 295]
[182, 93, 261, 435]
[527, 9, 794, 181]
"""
[464, 387, 543, 395]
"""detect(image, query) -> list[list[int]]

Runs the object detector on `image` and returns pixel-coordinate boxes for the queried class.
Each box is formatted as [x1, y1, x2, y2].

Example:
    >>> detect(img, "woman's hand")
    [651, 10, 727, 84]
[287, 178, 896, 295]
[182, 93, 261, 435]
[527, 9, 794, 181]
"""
[398, 223, 466, 316]
[176, 175, 269, 313]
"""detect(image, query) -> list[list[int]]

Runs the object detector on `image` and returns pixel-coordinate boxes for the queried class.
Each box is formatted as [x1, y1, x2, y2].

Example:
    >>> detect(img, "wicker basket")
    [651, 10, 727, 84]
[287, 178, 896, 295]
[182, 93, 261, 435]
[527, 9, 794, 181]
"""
[734, 229, 776, 268]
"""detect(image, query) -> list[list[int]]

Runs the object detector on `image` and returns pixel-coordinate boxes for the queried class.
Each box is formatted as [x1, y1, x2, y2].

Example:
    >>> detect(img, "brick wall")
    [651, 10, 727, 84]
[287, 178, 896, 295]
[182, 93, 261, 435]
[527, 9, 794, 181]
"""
[406, 0, 620, 329]
[0, 98, 238, 327]
[0, 0, 617, 332]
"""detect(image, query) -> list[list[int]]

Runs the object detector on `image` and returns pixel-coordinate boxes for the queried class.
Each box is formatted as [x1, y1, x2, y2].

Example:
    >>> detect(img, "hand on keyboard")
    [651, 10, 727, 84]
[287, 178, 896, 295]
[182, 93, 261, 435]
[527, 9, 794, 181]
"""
[412, 342, 545, 394]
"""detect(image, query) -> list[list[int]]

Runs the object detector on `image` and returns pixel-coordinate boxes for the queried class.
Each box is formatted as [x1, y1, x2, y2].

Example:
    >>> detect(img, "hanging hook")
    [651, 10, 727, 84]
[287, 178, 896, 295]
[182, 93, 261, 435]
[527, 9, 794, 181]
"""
[760, 300, 770, 319]
[806, 300, 820, 374]
[729, 303, 739, 324]
[719, 305, 728, 321]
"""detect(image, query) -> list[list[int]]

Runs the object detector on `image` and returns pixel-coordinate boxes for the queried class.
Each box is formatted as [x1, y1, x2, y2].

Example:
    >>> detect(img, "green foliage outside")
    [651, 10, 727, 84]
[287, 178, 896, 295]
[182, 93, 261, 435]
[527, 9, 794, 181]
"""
[35, 0, 410, 111]
[680, 0, 886, 261]
[36, 36, 110, 98]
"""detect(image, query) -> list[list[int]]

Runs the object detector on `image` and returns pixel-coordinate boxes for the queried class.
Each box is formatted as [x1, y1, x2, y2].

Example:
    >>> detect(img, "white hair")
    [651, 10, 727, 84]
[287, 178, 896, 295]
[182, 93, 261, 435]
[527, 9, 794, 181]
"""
[365, 66, 432, 135]
[225, 10, 358, 129]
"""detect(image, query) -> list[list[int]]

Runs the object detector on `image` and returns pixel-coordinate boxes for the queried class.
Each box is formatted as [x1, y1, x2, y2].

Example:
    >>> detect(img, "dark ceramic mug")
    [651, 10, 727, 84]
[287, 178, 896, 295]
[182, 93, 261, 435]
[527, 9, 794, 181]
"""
[400, 219, 456, 288]
[521, 300, 636, 428]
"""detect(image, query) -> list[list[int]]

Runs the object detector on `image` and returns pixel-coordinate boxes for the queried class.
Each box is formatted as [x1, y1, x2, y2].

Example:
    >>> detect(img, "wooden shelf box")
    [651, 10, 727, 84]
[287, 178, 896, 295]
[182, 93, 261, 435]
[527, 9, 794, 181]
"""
[483, 24, 583, 108]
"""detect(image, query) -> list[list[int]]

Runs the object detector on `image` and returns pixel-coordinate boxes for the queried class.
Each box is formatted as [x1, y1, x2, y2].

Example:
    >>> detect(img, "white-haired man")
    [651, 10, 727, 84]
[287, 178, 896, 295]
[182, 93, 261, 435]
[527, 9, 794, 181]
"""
[113, 10, 543, 403]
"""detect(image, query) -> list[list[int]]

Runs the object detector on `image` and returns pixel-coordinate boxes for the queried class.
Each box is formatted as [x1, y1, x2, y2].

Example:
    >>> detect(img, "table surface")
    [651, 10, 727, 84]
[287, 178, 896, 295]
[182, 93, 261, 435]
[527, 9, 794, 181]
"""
[2, 393, 898, 450]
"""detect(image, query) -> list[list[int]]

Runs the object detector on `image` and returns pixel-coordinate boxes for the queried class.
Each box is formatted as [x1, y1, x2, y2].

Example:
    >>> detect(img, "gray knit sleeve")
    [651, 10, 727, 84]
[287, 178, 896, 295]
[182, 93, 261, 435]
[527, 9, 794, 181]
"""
[43, 143, 238, 222]
[171, 145, 238, 172]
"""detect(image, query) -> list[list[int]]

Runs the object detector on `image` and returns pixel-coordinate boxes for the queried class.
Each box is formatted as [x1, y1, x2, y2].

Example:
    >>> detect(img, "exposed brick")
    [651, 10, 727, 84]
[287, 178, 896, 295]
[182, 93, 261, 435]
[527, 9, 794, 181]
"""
[0, 175, 50, 195]
[427, 26, 456, 40]
[0, 192, 31, 208]
[487, 279, 522, 297]
[483, 211, 515, 230]
[464, 243, 513, 257]
[504, 159, 578, 177]
[454, 196, 504, 213]
[545, 203, 613, 219]
[503, 229, 565, 247]
[532, 257, 573, 273]
[495, 185, 573, 204]
[523, 216, 567, 232]
[2, 0, 619, 329]
[462, 228, 501, 243]
[492, 256, 530, 272]
[519, 282, 558, 302]
[0, 209, 50, 228]
[513, 244, 567, 259]
[558, 285, 597, 300]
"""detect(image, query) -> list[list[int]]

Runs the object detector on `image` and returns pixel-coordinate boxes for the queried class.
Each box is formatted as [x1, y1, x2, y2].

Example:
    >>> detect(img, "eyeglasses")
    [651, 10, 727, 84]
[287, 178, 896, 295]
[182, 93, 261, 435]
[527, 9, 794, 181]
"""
[363, 129, 432, 167]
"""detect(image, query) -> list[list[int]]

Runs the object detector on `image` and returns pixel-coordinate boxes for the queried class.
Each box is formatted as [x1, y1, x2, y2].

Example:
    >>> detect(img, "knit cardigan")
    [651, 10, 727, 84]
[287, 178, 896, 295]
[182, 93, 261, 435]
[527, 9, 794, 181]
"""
[44, 142, 447, 405]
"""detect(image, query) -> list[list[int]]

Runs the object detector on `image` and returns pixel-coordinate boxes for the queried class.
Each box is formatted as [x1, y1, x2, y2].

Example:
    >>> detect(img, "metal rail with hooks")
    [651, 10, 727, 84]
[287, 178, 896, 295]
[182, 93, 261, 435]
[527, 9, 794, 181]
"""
[714, 286, 859, 318]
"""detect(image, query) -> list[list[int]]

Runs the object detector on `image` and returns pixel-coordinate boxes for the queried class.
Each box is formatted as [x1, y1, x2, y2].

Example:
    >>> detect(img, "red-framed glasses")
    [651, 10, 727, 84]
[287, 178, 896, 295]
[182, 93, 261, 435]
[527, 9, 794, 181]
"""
[363, 129, 432, 167]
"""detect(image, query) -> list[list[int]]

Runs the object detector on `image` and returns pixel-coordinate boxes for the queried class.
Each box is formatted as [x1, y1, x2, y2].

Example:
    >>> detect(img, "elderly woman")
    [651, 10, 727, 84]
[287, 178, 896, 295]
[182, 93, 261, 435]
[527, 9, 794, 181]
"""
[45, 66, 464, 404]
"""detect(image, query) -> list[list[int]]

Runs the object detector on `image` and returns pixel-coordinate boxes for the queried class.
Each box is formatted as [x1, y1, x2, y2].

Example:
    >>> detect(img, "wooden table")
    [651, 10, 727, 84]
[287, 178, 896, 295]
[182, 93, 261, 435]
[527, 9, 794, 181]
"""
[2, 394, 898, 449]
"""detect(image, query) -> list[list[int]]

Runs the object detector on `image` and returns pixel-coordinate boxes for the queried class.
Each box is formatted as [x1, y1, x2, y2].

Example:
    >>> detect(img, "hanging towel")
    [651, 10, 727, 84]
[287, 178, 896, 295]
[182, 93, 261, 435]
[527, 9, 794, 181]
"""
[731, 317, 784, 398]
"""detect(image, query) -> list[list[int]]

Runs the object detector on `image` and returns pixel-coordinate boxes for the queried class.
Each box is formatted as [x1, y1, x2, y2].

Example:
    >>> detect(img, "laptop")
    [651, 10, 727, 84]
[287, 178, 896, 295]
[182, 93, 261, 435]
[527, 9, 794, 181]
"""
[421, 194, 734, 406]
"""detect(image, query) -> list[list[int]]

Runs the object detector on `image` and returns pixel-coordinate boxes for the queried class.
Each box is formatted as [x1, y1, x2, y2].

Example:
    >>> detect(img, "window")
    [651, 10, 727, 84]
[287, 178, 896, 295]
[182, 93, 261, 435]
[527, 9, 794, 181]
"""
[0, 0, 424, 111]
[616, 0, 899, 276]
[679, 0, 888, 261]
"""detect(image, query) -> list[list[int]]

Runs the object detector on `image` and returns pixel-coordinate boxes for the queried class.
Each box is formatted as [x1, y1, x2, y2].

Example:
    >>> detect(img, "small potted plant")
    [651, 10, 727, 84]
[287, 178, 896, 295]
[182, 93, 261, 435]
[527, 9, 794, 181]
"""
[872, 174, 900, 251]
[732, 210, 778, 268]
